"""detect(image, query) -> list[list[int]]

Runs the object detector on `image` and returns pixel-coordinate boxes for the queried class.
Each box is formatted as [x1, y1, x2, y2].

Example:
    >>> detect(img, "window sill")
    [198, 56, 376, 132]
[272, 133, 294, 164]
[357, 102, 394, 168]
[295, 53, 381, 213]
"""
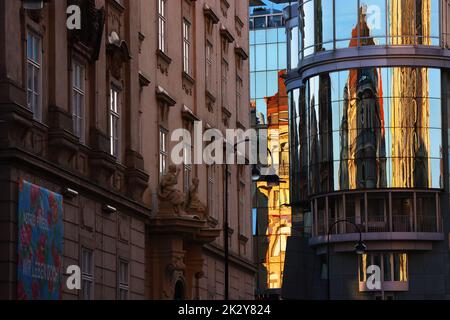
[182, 71, 195, 85]
[238, 234, 249, 244]
[156, 49, 172, 64]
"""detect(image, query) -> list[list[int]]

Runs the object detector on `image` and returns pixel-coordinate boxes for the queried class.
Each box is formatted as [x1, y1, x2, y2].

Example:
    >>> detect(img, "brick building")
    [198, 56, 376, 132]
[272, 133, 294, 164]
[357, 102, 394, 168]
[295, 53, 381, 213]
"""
[0, 0, 254, 300]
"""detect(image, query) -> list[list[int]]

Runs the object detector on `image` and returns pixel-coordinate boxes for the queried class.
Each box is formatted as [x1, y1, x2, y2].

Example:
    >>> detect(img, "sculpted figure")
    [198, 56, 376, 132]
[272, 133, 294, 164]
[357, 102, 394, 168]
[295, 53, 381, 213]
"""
[185, 178, 207, 218]
[158, 165, 185, 214]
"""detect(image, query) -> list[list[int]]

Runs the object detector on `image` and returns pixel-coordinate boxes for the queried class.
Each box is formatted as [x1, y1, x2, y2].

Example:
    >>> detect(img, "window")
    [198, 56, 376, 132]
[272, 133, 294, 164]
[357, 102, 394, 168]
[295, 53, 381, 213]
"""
[27, 31, 42, 121]
[183, 19, 191, 74]
[207, 166, 216, 219]
[206, 42, 213, 87]
[239, 181, 246, 235]
[81, 248, 93, 300]
[253, 16, 266, 29]
[183, 142, 192, 193]
[109, 87, 120, 158]
[118, 260, 129, 300]
[158, 0, 166, 52]
[236, 76, 242, 113]
[221, 59, 229, 107]
[159, 128, 168, 176]
[359, 253, 408, 291]
[72, 61, 85, 142]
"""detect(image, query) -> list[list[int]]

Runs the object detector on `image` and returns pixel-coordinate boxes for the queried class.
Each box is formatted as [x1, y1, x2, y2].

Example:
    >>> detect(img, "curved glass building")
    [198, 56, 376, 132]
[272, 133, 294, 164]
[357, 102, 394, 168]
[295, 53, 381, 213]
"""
[283, 0, 450, 299]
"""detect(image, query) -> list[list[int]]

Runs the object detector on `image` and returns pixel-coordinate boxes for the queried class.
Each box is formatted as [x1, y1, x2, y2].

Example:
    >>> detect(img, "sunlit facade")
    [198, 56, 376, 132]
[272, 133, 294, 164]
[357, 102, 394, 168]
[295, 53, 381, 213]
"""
[283, 0, 450, 299]
[250, 0, 293, 298]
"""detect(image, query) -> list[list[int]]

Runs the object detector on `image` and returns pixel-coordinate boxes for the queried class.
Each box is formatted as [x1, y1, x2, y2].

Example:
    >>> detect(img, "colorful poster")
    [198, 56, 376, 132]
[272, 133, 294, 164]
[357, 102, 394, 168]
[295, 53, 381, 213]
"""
[17, 180, 64, 300]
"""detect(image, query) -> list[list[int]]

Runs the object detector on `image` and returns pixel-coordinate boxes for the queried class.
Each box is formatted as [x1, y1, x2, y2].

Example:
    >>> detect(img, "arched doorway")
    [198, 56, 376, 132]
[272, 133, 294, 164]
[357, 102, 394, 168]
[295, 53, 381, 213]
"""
[174, 280, 185, 300]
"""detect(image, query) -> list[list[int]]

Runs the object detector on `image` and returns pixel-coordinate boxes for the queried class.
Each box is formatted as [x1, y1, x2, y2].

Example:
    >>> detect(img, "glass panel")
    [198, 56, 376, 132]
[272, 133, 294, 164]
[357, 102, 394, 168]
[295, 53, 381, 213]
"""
[267, 43, 278, 70]
[393, 253, 408, 281]
[289, 26, 299, 69]
[297, 67, 442, 194]
[316, 0, 334, 49]
[255, 29, 266, 44]
[249, 30, 255, 45]
[255, 72, 267, 99]
[255, 45, 266, 71]
[267, 71, 279, 97]
[302, 0, 315, 56]
[254, 17, 266, 29]
[278, 43, 287, 69]
[267, 28, 278, 44]
[388, 0, 416, 45]
[278, 27, 287, 43]
[383, 254, 392, 281]
[360, 0, 387, 45]
[335, 0, 358, 47]
[269, 15, 283, 28]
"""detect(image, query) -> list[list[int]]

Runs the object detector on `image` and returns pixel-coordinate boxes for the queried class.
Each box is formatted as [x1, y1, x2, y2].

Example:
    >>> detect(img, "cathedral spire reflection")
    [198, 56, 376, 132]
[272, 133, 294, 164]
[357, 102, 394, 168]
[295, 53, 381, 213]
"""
[339, 7, 387, 190]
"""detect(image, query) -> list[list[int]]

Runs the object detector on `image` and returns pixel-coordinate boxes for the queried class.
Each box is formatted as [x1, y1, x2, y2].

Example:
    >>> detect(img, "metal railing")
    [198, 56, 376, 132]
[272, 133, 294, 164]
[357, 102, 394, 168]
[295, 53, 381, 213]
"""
[314, 214, 440, 236]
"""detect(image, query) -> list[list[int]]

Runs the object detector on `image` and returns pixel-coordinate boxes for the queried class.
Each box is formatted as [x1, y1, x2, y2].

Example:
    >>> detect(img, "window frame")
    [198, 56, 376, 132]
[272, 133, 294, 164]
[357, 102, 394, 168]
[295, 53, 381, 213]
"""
[183, 19, 192, 74]
[207, 165, 216, 219]
[221, 59, 229, 107]
[109, 86, 121, 158]
[206, 41, 213, 86]
[118, 259, 129, 300]
[159, 127, 169, 177]
[81, 248, 94, 300]
[26, 30, 42, 121]
[72, 60, 85, 143]
[158, 0, 167, 52]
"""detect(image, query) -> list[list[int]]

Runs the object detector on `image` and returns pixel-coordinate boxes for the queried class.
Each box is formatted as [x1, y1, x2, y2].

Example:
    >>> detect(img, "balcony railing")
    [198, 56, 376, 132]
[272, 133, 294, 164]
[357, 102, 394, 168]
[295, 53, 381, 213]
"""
[314, 214, 441, 237]
[309, 191, 444, 244]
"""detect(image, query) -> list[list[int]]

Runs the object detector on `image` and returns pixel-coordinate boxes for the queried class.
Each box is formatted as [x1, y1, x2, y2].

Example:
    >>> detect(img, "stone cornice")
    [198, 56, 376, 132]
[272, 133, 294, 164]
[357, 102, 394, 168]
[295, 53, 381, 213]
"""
[0, 146, 151, 220]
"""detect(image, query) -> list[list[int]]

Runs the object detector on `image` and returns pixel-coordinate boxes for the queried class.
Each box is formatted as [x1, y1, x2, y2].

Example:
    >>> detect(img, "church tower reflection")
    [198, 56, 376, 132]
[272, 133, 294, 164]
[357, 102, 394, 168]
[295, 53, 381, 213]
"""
[339, 6, 387, 190]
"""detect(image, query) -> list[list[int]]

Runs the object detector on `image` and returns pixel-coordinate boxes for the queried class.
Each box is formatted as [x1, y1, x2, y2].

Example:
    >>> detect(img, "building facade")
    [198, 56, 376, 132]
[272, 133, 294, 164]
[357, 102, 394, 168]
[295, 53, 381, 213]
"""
[283, 0, 450, 299]
[249, 0, 293, 299]
[0, 0, 254, 300]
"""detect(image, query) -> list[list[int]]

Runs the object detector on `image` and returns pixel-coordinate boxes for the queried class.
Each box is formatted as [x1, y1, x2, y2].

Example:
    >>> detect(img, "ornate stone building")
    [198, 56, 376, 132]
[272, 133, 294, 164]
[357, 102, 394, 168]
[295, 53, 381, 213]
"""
[0, 0, 254, 300]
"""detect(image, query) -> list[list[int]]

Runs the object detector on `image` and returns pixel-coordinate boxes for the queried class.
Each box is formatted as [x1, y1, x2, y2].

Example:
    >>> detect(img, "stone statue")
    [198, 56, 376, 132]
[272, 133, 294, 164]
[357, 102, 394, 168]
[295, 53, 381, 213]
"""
[158, 165, 185, 214]
[185, 178, 207, 219]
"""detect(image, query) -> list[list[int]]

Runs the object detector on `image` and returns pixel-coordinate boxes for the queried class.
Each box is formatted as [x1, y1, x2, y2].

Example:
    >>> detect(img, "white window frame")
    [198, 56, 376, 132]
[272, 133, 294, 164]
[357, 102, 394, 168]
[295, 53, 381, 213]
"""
[183, 133, 192, 193]
[206, 41, 213, 85]
[118, 260, 129, 300]
[236, 75, 242, 112]
[109, 87, 120, 158]
[72, 60, 85, 143]
[26, 31, 42, 121]
[81, 248, 94, 300]
[183, 19, 191, 74]
[221, 59, 229, 107]
[159, 128, 168, 176]
[207, 165, 216, 219]
[239, 180, 246, 235]
[158, 0, 167, 52]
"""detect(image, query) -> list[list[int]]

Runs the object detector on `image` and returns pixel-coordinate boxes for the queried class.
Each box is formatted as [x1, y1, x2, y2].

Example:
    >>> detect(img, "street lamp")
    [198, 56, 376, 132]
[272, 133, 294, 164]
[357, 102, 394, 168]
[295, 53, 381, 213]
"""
[326, 219, 366, 300]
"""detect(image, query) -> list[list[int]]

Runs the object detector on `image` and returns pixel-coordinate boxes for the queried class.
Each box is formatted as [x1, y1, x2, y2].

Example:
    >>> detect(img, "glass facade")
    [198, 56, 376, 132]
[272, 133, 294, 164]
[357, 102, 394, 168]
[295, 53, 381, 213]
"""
[250, 1, 292, 293]
[298, 0, 441, 59]
[290, 67, 443, 196]
[283, 0, 449, 300]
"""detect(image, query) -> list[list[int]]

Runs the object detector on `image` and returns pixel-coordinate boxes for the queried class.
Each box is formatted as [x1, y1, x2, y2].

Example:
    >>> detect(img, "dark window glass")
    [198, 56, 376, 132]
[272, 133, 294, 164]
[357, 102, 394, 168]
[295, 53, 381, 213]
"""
[254, 16, 266, 29]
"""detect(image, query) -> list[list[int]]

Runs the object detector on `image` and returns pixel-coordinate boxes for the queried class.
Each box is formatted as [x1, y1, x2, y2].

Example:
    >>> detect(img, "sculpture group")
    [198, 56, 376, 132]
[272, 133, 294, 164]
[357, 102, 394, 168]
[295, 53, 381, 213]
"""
[158, 165, 207, 219]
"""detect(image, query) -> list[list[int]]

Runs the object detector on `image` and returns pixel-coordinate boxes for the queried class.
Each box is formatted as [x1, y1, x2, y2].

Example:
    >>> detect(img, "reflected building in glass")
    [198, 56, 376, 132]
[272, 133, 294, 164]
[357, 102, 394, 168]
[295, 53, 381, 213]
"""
[283, 0, 450, 299]
[249, 0, 294, 299]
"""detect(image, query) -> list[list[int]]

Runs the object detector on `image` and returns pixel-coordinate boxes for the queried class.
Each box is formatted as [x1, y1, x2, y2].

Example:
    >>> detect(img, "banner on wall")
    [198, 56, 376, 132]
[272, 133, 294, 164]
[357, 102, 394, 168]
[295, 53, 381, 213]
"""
[17, 180, 64, 300]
